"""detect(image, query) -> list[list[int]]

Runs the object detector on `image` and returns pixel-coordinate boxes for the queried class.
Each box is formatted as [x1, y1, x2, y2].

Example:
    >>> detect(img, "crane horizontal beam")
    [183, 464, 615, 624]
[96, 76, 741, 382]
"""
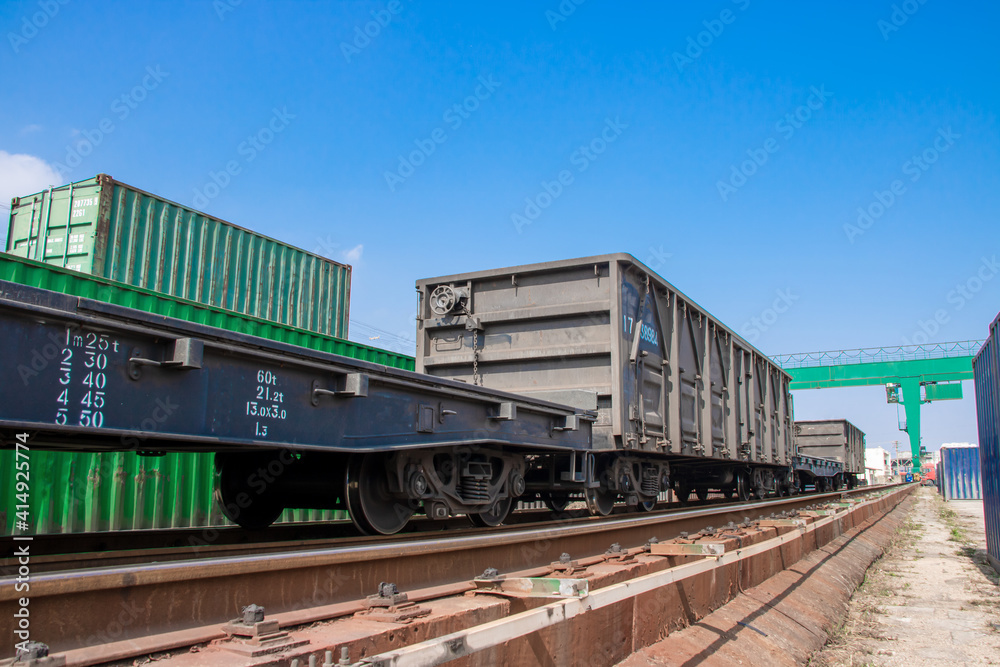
[784, 356, 974, 390]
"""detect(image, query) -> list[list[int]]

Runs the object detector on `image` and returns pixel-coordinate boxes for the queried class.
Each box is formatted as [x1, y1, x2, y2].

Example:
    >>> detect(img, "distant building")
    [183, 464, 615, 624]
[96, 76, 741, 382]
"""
[865, 447, 892, 485]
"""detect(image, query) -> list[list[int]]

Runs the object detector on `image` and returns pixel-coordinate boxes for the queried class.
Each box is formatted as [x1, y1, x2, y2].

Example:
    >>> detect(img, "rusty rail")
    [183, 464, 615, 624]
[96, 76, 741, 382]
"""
[0, 499, 749, 574]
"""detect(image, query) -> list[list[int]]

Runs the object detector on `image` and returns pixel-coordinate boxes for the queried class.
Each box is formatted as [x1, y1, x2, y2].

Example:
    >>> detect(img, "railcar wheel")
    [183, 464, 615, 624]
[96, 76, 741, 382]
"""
[587, 487, 616, 516]
[637, 499, 657, 512]
[214, 454, 284, 530]
[695, 486, 709, 502]
[789, 475, 801, 495]
[469, 496, 514, 527]
[674, 482, 691, 504]
[735, 473, 752, 502]
[345, 453, 413, 535]
[542, 494, 571, 512]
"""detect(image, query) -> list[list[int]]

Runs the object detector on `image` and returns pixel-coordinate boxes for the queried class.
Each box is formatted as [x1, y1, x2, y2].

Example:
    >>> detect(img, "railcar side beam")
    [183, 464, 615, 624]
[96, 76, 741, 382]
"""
[0, 282, 594, 455]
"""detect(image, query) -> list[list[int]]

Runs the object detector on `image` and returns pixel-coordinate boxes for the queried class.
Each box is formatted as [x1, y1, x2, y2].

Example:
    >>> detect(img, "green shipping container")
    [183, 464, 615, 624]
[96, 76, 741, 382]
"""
[0, 449, 352, 534]
[0, 254, 414, 535]
[6, 173, 351, 338]
[0, 254, 412, 369]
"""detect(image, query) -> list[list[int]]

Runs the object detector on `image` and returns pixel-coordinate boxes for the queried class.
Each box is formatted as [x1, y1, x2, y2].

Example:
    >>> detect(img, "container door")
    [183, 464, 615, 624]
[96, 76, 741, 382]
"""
[677, 303, 706, 454]
[708, 327, 729, 457]
[769, 370, 781, 463]
[6, 178, 102, 273]
[753, 358, 767, 461]
[637, 293, 666, 446]
[621, 276, 666, 448]
[732, 347, 749, 459]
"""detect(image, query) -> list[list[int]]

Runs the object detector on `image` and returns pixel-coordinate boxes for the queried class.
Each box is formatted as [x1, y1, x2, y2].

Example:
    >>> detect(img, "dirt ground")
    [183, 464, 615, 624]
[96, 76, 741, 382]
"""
[809, 486, 1000, 666]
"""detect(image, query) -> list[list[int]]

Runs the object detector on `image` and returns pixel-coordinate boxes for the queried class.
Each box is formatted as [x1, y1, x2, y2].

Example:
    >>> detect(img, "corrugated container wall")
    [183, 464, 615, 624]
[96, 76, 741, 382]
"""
[0, 255, 413, 535]
[0, 255, 410, 370]
[6, 174, 350, 338]
[973, 313, 1000, 573]
[793, 419, 866, 474]
[937, 445, 982, 501]
[0, 450, 349, 534]
[416, 254, 795, 466]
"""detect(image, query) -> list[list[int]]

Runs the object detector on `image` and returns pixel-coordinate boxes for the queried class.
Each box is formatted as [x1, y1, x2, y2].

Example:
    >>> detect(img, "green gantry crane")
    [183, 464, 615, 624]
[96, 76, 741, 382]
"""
[772, 341, 983, 472]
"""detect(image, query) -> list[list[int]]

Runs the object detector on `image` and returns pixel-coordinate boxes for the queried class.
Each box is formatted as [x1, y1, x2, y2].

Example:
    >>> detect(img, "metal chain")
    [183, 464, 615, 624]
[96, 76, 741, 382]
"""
[462, 301, 483, 387]
[472, 327, 481, 386]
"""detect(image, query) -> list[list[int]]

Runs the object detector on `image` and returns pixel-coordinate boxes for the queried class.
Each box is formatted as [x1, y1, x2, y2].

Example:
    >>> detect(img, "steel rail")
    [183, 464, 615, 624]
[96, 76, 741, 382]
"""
[1, 498, 746, 571]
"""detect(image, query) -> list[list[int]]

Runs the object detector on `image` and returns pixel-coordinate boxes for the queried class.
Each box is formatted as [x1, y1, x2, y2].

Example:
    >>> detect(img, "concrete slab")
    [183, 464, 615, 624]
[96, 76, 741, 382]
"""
[618, 491, 910, 667]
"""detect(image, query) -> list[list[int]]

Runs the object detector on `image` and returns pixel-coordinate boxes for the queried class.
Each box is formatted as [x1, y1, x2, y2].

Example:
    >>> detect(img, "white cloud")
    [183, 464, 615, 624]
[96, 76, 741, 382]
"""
[0, 151, 62, 249]
[341, 243, 363, 264]
[0, 151, 62, 209]
[19, 124, 42, 135]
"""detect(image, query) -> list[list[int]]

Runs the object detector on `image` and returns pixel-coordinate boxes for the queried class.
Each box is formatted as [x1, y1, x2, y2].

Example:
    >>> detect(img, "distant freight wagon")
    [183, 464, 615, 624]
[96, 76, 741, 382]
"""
[5, 174, 351, 338]
[794, 419, 865, 489]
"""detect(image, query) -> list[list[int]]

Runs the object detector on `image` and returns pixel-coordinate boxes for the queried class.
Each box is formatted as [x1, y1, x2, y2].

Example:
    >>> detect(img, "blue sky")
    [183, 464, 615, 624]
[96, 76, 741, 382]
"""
[1, 0, 997, 452]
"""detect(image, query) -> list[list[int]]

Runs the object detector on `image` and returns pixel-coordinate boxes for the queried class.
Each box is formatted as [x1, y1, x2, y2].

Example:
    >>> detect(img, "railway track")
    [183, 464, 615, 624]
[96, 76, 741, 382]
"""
[0, 494, 792, 574]
[0, 485, 898, 663]
[1, 496, 755, 572]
